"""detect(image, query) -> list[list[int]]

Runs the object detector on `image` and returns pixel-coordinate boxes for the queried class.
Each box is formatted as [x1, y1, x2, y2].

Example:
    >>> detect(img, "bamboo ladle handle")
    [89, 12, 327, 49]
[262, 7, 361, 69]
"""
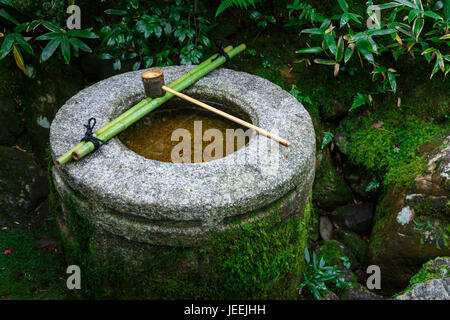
[161, 85, 291, 147]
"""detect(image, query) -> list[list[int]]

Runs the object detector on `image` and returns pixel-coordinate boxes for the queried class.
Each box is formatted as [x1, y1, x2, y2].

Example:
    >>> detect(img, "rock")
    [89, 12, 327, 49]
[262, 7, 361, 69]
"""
[396, 278, 449, 300]
[395, 257, 449, 300]
[0, 147, 48, 222]
[334, 130, 350, 156]
[333, 229, 368, 265]
[330, 203, 374, 235]
[318, 240, 359, 271]
[320, 98, 349, 121]
[320, 216, 333, 240]
[369, 135, 450, 295]
[321, 291, 340, 300]
[22, 58, 84, 164]
[342, 162, 379, 199]
[313, 149, 353, 210]
[341, 282, 383, 300]
[0, 59, 24, 145]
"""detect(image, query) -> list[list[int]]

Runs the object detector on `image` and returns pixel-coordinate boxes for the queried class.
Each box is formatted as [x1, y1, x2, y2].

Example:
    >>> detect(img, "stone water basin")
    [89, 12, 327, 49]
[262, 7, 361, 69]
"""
[49, 66, 316, 299]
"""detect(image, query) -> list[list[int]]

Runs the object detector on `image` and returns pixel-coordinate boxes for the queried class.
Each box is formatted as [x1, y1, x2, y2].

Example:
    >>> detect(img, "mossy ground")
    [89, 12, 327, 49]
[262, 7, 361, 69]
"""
[0, 228, 66, 299]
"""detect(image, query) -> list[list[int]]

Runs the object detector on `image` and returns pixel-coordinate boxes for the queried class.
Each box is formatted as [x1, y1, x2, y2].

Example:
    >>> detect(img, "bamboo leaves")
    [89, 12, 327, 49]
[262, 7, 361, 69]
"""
[0, 2, 97, 75]
[36, 26, 97, 63]
[295, 0, 449, 90]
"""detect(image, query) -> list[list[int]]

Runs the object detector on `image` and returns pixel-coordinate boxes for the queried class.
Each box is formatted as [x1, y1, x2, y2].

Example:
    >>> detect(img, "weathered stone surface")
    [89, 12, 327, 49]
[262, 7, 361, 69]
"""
[330, 203, 374, 235]
[50, 66, 316, 245]
[313, 149, 353, 210]
[341, 282, 383, 300]
[396, 257, 450, 300]
[50, 66, 316, 298]
[0, 147, 48, 222]
[369, 135, 450, 295]
[320, 216, 333, 240]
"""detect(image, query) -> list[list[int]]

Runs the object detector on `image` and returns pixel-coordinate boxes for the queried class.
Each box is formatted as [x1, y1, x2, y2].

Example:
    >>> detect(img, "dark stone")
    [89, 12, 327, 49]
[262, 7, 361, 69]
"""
[318, 239, 359, 271]
[0, 147, 48, 222]
[0, 59, 24, 145]
[313, 149, 353, 210]
[342, 162, 378, 199]
[330, 203, 374, 235]
[342, 283, 383, 300]
[333, 229, 368, 265]
[22, 57, 84, 164]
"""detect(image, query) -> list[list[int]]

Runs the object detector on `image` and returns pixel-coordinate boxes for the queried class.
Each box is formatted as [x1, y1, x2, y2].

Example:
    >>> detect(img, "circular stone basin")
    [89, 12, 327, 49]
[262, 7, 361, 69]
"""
[119, 100, 251, 163]
[50, 66, 316, 299]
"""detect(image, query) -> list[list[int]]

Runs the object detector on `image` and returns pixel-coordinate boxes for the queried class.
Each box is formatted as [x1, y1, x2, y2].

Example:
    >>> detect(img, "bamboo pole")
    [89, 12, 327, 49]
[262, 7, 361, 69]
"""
[71, 44, 247, 161]
[161, 86, 291, 147]
[56, 46, 234, 166]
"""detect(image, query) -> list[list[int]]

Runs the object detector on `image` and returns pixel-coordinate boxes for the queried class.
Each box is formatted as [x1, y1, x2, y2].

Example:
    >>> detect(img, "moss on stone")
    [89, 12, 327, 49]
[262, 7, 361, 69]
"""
[393, 256, 450, 298]
[52, 181, 314, 299]
[333, 229, 368, 265]
[384, 157, 427, 190]
[318, 239, 359, 271]
[312, 150, 353, 210]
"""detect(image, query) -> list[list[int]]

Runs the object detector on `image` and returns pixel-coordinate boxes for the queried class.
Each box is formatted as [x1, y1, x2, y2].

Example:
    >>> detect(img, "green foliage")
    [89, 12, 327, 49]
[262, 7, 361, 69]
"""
[289, 84, 320, 119]
[215, 0, 258, 17]
[298, 247, 351, 299]
[295, 0, 450, 97]
[285, 0, 325, 27]
[321, 131, 334, 149]
[97, 0, 212, 71]
[0, 1, 96, 76]
[365, 178, 380, 191]
[350, 92, 372, 111]
[249, 10, 276, 29]
[36, 22, 97, 64]
[413, 218, 449, 249]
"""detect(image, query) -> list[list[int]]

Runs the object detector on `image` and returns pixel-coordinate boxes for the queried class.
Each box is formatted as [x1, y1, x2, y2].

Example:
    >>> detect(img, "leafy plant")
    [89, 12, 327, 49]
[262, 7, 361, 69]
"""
[0, 1, 96, 77]
[249, 10, 276, 29]
[298, 247, 351, 300]
[414, 219, 449, 249]
[295, 0, 450, 94]
[350, 92, 372, 111]
[285, 0, 325, 27]
[365, 179, 380, 191]
[215, 0, 259, 17]
[321, 131, 334, 149]
[97, 0, 212, 71]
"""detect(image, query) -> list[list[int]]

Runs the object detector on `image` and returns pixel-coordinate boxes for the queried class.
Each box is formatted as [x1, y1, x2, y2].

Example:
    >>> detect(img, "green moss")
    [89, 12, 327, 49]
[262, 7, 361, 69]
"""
[0, 229, 66, 299]
[393, 257, 450, 298]
[339, 107, 449, 185]
[319, 240, 359, 271]
[333, 229, 368, 265]
[384, 157, 427, 190]
[312, 150, 353, 210]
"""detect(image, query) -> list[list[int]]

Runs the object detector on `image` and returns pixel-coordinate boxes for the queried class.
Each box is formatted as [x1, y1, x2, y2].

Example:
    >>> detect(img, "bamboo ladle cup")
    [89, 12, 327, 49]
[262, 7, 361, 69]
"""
[141, 70, 291, 147]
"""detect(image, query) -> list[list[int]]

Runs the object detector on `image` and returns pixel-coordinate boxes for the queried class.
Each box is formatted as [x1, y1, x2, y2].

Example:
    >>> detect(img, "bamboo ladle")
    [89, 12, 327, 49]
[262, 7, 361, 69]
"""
[141, 70, 291, 147]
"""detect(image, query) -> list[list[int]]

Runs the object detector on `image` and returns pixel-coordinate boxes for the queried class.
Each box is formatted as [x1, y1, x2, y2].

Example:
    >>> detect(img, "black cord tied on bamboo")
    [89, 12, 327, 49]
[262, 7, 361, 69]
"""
[80, 117, 107, 151]
[211, 39, 230, 62]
